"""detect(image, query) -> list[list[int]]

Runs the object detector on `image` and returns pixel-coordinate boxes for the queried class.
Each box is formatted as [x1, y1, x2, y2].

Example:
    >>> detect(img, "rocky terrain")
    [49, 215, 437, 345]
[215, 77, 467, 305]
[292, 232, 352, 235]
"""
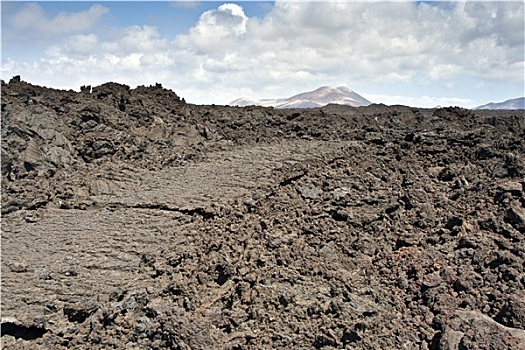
[1, 76, 525, 349]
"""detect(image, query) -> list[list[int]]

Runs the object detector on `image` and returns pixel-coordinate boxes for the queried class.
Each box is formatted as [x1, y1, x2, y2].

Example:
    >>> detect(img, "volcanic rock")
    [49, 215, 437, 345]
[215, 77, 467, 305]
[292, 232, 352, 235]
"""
[1, 77, 524, 349]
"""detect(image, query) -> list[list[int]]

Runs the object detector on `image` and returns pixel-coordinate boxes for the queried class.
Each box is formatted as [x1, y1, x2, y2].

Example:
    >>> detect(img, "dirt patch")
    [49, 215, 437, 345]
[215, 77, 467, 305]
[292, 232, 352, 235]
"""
[2, 77, 525, 349]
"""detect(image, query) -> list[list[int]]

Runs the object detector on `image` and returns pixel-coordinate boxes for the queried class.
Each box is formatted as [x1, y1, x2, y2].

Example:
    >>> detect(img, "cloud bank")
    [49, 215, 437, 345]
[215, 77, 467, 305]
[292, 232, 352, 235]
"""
[2, 1, 524, 107]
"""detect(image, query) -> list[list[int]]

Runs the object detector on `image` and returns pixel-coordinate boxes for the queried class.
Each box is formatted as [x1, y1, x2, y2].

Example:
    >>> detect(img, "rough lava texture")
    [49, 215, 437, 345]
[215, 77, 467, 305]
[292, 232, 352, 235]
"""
[2, 77, 525, 349]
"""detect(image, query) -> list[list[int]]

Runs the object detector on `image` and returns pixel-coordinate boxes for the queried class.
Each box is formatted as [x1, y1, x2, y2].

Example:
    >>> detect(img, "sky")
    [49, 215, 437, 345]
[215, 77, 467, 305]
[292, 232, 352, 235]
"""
[1, 1, 524, 108]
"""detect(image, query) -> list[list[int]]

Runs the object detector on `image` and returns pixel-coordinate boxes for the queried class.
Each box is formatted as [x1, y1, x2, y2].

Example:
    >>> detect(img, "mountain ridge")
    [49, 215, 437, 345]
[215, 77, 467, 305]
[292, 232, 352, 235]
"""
[475, 97, 525, 110]
[230, 86, 372, 109]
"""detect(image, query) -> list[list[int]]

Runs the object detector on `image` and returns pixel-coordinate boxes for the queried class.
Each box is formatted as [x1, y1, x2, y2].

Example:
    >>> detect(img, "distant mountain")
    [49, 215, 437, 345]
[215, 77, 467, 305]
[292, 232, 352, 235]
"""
[230, 86, 372, 109]
[475, 97, 525, 110]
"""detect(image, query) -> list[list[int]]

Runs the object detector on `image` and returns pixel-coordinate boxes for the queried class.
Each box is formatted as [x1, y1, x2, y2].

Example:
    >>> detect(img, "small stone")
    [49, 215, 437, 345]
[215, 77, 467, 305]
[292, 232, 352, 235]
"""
[438, 168, 455, 182]
[456, 237, 477, 249]
[64, 267, 78, 276]
[423, 272, 442, 288]
[453, 277, 472, 293]
[298, 186, 322, 200]
[439, 329, 464, 350]
[498, 181, 523, 194]
[38, 271, 52, 280]
[396, 235, 419, 250]
[24, 215, 39, 223]
[33, 317, 46, 325]
[397, 276, 409, 289]
[314, 330, 338, 348]
[9, 262, 28, 273]
[44, 303, 58, 314]
[330, 187, 350, 200]
[109, 288, 126, 302]
[445, 216, 463, 230]
[342, 324, 365, 345]
[408, 188, 428, 205]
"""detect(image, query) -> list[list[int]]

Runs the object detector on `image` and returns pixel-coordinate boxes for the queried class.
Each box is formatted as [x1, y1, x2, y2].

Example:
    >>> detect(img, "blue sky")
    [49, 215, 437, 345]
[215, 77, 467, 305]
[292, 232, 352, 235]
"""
[6, 1, 273, 34]
[2, 1, 524, 107]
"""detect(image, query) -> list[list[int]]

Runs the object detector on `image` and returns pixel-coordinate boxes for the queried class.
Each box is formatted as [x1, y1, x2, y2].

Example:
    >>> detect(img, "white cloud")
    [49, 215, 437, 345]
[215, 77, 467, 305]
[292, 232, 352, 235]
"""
[2, 1, 523, 107]
[46, 25, 171, 65]
[9, 3, 108, 36]
[176, 3, 248, 54]
[57, 34, 99, 56]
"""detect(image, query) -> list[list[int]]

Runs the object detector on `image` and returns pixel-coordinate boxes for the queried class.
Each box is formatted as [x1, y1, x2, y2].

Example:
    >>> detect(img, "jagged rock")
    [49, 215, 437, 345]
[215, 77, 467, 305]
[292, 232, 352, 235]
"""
[496, 293, 525, 329]
[63, 302, 99, 323]
[506, 201, 525, 232]
[441, 310, 525, 349]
